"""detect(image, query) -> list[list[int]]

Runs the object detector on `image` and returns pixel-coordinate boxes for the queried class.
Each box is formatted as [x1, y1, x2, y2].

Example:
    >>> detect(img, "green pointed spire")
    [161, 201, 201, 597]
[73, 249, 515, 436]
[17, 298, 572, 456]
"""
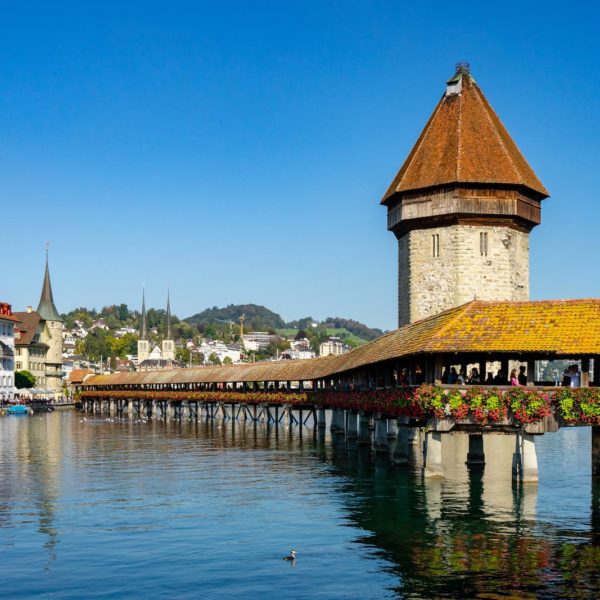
[37, 251, 62, 322]
[165, 291, 173, 340]
[140, 289, 148, 340]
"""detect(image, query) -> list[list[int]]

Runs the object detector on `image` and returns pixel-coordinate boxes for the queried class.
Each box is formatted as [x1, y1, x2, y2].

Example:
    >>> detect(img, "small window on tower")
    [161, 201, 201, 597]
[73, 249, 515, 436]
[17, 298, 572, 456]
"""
[432, 234, 440, 258]
[480, 232, 489, 256]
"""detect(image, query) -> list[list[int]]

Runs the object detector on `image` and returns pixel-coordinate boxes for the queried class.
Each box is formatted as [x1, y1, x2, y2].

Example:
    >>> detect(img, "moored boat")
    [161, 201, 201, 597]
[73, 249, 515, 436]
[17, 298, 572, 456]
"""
[6, 405, 31, 415]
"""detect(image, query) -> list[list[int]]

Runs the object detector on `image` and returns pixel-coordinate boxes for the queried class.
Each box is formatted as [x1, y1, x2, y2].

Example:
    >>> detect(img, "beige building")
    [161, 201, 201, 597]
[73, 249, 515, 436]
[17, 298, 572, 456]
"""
[381, 64, 549, 326]
[14, 256, 64, 394]
[319, 337, 349, 357]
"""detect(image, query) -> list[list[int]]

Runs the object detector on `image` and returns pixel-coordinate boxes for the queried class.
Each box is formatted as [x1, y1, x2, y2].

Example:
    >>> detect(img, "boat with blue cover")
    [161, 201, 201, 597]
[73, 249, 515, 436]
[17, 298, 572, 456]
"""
[6, 405, 31, 415]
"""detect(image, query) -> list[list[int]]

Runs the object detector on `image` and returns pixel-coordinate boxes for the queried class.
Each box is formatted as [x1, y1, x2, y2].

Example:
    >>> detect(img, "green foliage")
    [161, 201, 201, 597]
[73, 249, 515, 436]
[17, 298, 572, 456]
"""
[286, 316, 316, 330]
[78, 330, 112, 360]
[176, 346, 191, 364]
[207, 352, 221, 365]
[15, 370, 35, 389]
[253, 339, 290, 361]
[556, 388, 600, 424]
[62, 308, 95, 329]
[223, 356, 233, 365]
[321, 317, 383, 341]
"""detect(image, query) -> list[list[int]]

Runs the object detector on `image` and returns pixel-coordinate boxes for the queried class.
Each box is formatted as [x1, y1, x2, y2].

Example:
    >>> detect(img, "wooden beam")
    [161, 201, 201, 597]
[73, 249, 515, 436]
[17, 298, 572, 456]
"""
[434, 355, 443, 385]
[582, 357, 591, 388]
[527, 358, 536, 386]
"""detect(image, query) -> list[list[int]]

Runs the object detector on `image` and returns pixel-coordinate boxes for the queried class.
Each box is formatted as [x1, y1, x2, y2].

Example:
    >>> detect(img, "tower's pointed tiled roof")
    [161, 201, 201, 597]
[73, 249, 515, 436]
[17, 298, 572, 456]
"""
[382, 65, 549, 203]
[37, 252, 62, 322]
[140, 289, 148, 340]
[165, 291, 173, 340]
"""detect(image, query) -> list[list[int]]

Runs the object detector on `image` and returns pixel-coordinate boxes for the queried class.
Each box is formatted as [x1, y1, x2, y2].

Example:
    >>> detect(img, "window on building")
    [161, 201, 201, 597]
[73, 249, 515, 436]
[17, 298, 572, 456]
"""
[480, 232, 489, 256]
[432, 234, 440, 258]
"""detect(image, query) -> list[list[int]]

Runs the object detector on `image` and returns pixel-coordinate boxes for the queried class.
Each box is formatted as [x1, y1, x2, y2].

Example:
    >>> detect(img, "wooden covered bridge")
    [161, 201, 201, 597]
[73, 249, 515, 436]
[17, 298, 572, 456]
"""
[80, 298, 600, 482]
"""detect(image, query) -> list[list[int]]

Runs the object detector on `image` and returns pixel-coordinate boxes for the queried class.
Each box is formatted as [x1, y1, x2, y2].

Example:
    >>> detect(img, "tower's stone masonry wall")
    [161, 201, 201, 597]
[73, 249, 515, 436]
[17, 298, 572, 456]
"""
[398, 225, 529, 326]
[45, 320, 64, 392]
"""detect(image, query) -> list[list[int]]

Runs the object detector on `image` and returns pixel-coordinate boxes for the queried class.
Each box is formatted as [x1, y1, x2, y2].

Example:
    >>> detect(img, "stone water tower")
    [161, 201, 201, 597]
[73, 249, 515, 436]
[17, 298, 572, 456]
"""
[381, 64, 549, 326]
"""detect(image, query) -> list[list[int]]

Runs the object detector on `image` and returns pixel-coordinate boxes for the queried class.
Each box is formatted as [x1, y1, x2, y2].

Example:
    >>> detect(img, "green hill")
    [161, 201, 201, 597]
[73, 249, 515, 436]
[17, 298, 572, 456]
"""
[185, 304, 285, 332]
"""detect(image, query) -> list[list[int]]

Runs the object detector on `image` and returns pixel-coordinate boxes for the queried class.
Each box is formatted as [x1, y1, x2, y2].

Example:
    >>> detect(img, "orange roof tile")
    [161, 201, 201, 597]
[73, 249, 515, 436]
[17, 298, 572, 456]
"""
[68, 369, 95, 384]
[382, 68, 549, 203]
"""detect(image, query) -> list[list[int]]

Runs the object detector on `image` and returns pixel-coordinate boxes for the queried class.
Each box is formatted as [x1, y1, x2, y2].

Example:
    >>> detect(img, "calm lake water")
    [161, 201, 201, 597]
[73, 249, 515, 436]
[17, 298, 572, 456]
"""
[1, 411, 599, 599]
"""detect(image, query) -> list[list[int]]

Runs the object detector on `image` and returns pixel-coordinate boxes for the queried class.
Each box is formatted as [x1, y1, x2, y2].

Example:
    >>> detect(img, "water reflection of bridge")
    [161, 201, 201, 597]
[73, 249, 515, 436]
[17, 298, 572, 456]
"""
[80, 388, 600, 488]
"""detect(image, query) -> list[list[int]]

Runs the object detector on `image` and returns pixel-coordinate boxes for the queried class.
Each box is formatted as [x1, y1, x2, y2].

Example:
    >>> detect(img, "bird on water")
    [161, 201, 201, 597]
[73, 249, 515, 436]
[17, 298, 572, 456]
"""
[282, 550, 297, 561]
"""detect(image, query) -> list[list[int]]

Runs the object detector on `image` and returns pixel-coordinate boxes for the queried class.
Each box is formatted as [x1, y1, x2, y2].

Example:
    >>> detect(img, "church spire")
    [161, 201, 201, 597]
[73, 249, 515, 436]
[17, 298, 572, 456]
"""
[140, 289, 148, 340]
[165, 290, 173, 340]
[37, 249, 62, 322]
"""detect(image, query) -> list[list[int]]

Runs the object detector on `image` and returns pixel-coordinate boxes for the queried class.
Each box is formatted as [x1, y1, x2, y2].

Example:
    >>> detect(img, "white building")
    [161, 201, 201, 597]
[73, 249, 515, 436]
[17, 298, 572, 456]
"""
[62, 333, 78, 356]
[319, 337, 350, 357]
[0, 302, 18, 402]
[280, 348, 316, 360]
[115, 326, 136, 338]
[242, 331, 275, 351]
[90, 319, 109, 331]
[198, 340, 242, 364]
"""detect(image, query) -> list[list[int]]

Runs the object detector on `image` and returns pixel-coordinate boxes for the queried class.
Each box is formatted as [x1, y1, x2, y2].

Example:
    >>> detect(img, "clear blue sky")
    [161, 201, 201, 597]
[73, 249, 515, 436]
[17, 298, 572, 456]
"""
[2, 1, 598, 331]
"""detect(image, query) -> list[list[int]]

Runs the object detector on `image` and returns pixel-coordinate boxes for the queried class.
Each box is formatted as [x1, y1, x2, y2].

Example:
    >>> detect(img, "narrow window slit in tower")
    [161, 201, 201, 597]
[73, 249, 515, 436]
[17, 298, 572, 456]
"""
[432, 234, 440, 258]
[480, 232, 488, 256]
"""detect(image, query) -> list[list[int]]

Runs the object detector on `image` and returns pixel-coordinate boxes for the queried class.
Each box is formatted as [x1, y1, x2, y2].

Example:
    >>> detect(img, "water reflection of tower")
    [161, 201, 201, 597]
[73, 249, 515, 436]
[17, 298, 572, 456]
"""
[315, 432, 549, 597]
[14, 413, 66, 564]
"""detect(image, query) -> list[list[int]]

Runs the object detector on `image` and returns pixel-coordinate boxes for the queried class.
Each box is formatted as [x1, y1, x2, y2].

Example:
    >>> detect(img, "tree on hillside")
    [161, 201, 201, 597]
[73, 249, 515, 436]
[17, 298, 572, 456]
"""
[177, 346, 191, 365]
[322, 317, 383, 341]
[77, 330, 112, 361]
[287, 317, 315, 330]
[15, 370, 35, 389]
[207, 353, 221, 365]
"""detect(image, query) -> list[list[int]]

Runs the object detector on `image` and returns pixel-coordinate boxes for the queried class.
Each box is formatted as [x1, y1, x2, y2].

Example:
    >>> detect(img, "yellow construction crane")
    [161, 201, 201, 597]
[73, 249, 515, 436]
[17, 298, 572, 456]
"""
[239, 313, 246, 341]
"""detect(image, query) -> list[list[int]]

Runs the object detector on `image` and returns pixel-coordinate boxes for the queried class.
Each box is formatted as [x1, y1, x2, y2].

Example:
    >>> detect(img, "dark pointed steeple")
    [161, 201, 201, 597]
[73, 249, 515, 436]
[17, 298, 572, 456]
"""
[140, 289, 148, 340]
[165, 291, 173, 340]
[37, 250, 62, 322]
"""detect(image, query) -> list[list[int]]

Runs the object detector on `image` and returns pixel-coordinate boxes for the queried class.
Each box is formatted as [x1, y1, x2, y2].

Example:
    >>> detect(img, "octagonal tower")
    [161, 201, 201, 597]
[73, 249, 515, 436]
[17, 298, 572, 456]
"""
[382, 65, 549, 327]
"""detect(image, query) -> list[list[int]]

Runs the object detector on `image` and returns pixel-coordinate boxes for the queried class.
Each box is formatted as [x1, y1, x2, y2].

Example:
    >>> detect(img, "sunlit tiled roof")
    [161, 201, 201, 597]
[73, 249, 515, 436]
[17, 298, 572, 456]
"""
[83, 299, 600, 388]
[382, 69, 549, 202]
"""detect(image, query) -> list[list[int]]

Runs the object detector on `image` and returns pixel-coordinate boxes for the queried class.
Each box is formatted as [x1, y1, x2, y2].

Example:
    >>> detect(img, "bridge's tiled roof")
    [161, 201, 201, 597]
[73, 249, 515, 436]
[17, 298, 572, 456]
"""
[381, 70, 549, 202]
[83, 299, 600, 388]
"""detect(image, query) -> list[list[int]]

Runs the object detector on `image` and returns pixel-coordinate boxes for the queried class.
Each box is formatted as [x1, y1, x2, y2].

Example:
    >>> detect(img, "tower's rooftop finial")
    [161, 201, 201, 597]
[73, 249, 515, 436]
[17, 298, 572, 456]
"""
[455, 61, 470, 75]
[37, 247, 62, 322]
